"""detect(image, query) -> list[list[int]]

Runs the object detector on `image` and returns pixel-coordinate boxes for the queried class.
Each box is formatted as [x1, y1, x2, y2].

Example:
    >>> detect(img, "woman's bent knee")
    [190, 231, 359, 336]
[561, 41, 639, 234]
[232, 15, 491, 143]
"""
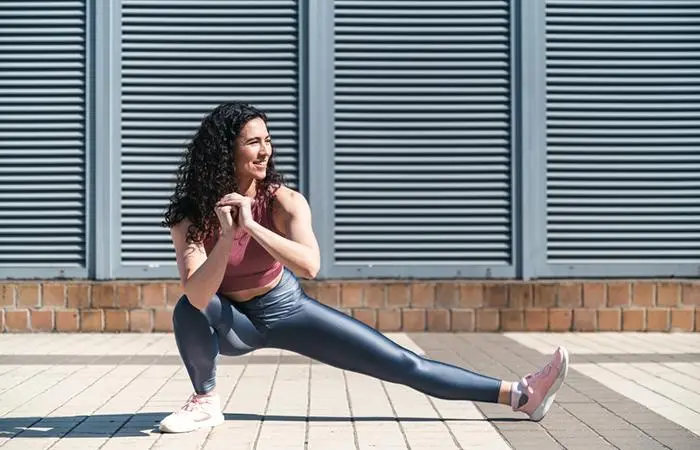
[173, 294, 222, 329]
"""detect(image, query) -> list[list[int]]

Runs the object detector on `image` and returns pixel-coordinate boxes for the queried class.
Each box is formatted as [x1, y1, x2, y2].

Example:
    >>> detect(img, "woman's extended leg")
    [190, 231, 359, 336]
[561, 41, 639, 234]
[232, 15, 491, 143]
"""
[268, 293, 569, 420]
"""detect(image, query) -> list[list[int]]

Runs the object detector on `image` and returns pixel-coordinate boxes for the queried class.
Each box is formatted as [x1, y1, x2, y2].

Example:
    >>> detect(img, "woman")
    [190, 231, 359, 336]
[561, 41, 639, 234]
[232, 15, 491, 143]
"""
[160, 101, 569, 434]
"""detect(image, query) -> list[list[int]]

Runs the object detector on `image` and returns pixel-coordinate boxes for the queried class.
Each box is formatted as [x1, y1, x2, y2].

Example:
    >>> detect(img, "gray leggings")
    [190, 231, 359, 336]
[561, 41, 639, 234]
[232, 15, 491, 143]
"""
[172, 268, 502, 403]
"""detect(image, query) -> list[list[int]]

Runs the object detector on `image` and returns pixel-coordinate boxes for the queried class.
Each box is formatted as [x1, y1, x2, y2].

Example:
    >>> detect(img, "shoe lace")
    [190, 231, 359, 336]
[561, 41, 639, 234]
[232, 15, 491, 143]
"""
[526, 361, 552, 381]
[181, 393, 208, 412]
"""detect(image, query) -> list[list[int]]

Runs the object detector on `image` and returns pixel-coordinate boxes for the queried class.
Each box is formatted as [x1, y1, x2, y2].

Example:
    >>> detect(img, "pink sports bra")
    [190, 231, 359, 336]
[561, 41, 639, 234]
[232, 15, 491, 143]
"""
[203, 194, 282, 292]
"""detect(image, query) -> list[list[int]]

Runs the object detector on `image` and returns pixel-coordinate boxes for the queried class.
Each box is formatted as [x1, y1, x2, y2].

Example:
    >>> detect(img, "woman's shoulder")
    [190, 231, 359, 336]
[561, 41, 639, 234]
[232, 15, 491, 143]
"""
[271, 185, 306, 207]
[270, 185, 311, 230]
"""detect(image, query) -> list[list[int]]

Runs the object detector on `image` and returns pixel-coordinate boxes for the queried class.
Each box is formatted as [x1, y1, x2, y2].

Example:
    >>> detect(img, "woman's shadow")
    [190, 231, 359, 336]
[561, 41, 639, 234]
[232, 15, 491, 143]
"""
[0, 412, 519, 438]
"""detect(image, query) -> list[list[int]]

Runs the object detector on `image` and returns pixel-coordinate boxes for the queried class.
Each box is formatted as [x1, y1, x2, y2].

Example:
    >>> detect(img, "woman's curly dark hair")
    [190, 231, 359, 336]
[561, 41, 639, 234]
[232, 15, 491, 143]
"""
[162, 101, 284, 243]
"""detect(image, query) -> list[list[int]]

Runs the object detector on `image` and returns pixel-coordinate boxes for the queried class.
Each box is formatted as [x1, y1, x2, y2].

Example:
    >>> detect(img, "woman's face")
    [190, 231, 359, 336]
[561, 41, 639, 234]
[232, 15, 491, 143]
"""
[234, 117, 272, 182]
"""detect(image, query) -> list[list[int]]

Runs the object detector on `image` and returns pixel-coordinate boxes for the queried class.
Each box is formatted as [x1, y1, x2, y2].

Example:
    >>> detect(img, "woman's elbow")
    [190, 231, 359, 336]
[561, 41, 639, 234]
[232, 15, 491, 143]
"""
[297, 260, 320, 279]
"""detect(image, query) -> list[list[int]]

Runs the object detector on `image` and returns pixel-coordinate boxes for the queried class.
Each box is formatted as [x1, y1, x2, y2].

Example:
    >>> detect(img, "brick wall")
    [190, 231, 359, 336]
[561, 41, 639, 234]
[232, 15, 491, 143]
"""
[0, 279, 698, 333]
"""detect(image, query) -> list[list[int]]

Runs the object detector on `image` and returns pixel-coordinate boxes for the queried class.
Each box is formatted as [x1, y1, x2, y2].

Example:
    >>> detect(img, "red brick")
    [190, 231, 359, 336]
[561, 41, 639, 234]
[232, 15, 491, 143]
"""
[671, 307, 695, 332]
[410, 283, 435, 307]
[696, 309, 700, 332]
[510, 284, 533, 308]
[129, 309, 153, 332]
[317, 284, 339, 307]
[387, 284, 410, 307]
[5, 310, 29, 332]
[427, 309, 450, 331]
[55, 310, 79, 332]
[534, 284, 557, 308]
[525, 308, 549, 331]
[80, 310, 103, 331]
[42, 283, 66, 308]
[558, 283, 582, 308]
[451, 309, 475, 332]
[435, 283, 459, 308]
[646, 308, 670, 332]
[116, 284, 140, 309]
[459, 284, 483, 308]
[142, 283, 165, 307]
[104, 310, 129, 332]
[583, 283, 606, 308]
[93, 284, 117, 308]
[549, 309, 572, 332]
[682, 282, 700, 306]
[598, 309, 621, 331]
[401, 309, 425, 331]
[154, 309, 174, 332]
[352, 309, 377, 328]
[0, 310, 3, 331]
[657, 283, 680, 307]
[16, 284, 40, 307]
[500, 309, 524, 331]
[573, 309, 596, 332]
[341, 284, 364, 307]
[364, 285, 385, 308]
[377, 309, 401, 331]
[66, 284, 90, 308]
[484, 284, 508, 308]
[622, 309, 646, 331]
[166, 283, 183, 307]
[301, 282, 318, 300]
[632, 283, 656, 307]
[30, 309, 53, 331]
[0, 284, 15, 306]
[607, 282, 631, 307]
[476, 309, 500, 332]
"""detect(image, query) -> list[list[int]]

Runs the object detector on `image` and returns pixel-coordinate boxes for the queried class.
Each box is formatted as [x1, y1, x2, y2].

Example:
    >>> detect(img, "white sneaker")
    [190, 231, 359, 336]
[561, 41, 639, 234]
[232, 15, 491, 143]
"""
[159, 392, 225, 433]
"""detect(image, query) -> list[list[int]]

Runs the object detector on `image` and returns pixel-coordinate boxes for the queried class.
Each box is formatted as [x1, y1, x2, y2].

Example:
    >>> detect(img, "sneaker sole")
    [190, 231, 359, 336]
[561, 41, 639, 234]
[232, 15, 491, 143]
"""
[159, 411, 225, 433]
[530, 346, 569, 422]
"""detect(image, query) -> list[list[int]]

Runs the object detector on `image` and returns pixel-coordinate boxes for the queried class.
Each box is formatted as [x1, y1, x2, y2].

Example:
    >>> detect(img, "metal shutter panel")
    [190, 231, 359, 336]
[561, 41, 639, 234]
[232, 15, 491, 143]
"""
[120, 0, 299, 269]
[546, 0, 700, 265]
[333, 0, 512, 269]
[0, 1, 87, 273]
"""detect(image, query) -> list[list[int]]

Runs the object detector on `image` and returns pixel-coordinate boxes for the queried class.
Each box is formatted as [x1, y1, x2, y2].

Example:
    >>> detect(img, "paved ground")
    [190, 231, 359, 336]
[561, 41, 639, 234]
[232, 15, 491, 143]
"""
[0, 332, 698, 450]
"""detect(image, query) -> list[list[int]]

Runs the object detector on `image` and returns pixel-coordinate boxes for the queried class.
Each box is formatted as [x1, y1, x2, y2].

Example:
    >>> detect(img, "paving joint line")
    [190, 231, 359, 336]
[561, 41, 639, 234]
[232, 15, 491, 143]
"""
[252, 353, 281, 450]
[341, 370, 360, 450]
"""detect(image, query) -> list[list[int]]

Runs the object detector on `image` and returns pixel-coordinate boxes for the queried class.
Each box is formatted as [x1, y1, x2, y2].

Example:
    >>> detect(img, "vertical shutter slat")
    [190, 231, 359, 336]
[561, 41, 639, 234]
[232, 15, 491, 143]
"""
[333, 0, 512, 266]
[546, 0, 700, 264]
[120, 0, 298, 267]
[0, 1, 86, 269]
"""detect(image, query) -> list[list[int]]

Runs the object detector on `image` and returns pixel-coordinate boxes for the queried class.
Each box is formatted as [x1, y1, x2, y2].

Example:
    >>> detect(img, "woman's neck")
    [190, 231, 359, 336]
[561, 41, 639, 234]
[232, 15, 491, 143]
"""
[237, 177, 257, 198]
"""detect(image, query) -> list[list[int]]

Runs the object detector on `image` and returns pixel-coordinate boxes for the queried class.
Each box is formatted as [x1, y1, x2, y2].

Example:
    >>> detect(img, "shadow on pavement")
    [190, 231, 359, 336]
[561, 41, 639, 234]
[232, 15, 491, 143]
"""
[0, 412, 523, 438]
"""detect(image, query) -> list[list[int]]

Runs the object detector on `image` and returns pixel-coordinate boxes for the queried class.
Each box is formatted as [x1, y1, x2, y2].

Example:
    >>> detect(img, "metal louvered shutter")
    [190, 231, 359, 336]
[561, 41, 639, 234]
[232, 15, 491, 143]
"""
[333, 0, 512, 272]
[545, 0, 700, 267]
[0, 1, 87, 275]
[120, 0, 299, 271]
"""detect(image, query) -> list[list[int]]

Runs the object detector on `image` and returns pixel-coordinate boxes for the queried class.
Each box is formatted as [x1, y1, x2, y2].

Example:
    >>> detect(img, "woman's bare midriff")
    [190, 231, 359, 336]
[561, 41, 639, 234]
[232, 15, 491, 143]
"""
[218, 270, 284, 303]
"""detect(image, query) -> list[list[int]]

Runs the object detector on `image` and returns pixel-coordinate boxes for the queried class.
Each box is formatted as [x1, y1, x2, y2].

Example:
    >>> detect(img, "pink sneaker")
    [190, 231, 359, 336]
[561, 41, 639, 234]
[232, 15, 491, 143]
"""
[513, 346, 569, 421]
